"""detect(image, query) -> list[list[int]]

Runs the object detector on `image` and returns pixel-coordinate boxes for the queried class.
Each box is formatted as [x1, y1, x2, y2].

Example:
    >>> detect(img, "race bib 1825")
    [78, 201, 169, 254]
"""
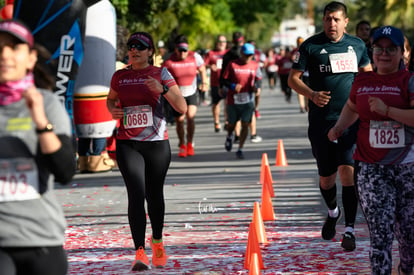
[369, 120, 405, 148]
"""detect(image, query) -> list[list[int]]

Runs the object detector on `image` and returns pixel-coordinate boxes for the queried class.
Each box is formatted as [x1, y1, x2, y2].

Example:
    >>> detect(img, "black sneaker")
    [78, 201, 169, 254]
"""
[236, 149, 244, 159]
[321, 208, 341, 240]
[225, 136, 233, 152]
[341, 231, 356, 251]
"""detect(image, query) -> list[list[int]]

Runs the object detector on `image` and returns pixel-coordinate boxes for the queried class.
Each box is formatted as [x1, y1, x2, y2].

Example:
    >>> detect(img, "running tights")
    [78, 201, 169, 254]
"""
[116, 140, 171, 249]
[356, 162, 414, 274]
[0, 246, 67, 275]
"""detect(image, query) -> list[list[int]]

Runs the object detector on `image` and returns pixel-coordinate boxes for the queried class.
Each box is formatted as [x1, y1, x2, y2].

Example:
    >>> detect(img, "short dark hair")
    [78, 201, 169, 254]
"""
[232, 31, 243, 43]
[356, 20, 371, 32]
[174, 34, 188, 45]
[324, 1, 347, 17]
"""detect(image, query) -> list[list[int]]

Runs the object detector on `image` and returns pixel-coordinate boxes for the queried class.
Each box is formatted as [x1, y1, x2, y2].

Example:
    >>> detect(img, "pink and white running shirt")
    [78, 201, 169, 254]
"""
[110, 65, 176, 141]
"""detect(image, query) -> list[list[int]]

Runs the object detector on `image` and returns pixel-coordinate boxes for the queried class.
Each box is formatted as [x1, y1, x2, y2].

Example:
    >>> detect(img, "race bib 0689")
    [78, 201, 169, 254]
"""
[124, 105, 153, 129]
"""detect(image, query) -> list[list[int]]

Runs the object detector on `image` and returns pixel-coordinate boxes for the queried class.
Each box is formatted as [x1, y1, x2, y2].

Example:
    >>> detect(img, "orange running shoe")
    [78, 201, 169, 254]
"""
[178, 144, 187, 157]
[150, 238, 168, 268]
[187, 142, 194, 156]
[131, 247, 150, 271]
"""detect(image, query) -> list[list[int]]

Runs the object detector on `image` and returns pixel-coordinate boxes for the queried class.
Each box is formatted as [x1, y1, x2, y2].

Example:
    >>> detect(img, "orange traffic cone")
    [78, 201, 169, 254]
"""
[275, 139, 288, 166]
[252, 201, 268, 244]
[249, 253, 262, 275]
[244, 222, 264, 270]
[263, 165, 275, 198]
[260, 153, 269, 185]
[261, 184, 275, 221]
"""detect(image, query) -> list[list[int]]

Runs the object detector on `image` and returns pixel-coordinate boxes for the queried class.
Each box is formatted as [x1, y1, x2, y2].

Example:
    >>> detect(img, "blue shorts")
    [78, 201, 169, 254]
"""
[226, 101, 254, 125]
[308, 119, 358, 177]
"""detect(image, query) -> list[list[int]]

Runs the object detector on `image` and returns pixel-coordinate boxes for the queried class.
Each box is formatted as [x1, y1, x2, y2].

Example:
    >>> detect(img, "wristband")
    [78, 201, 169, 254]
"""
[230, 83, 236, 90]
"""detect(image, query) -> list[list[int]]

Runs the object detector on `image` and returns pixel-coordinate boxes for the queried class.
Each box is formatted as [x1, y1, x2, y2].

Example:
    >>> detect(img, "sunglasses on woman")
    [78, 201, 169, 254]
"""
[128, 43, 148, 51]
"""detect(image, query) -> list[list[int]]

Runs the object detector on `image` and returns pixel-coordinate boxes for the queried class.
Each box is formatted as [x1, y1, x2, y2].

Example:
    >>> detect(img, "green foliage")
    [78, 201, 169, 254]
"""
[111, 0, 128, 17]
[2, 0, 414, 48]
[179, 1, 235, 49]
[112, 0, 288, 50]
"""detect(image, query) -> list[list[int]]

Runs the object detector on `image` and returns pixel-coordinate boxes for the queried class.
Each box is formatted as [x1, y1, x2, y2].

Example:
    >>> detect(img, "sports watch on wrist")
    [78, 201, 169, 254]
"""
[36, 123, 54, 134]
[162, 85, 169, 95]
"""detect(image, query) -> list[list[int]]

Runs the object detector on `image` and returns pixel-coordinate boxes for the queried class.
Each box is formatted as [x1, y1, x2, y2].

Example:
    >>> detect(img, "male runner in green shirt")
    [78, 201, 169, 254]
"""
[288, 1, 372, 251]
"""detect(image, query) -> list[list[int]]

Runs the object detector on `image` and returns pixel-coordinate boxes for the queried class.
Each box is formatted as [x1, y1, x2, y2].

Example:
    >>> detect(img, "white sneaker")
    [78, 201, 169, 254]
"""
[250, 135, 262, 143]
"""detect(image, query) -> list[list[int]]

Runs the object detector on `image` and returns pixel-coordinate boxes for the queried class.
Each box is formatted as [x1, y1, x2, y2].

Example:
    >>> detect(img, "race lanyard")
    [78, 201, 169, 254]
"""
[233, 92, 251, 104]
[123, 105, 153, 129]
[329, 52, 358, 73]
[0, 158, 40, 202]
[369, 120, 405, 148]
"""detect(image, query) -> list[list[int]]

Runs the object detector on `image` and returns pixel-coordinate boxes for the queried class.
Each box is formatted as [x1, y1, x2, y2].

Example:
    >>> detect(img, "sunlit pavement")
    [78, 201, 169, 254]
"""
[57, 83, 400, 274]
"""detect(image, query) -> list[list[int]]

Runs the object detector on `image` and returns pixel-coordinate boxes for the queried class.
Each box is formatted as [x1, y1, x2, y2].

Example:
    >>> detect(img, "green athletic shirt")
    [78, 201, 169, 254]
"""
[292, 32, 371, 120]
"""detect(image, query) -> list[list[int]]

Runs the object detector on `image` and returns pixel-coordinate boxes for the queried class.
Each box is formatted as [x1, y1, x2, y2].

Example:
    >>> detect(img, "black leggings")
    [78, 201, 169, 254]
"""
[0, 246, 67, 275]
[116, 139, 171, 249]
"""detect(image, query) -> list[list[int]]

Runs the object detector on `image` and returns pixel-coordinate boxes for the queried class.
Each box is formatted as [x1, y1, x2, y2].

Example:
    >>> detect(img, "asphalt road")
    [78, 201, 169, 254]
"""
[57, 82, 401, 274]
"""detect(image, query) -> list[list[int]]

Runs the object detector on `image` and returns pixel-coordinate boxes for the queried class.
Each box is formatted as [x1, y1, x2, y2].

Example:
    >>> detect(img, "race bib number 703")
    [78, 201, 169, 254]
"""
[0, 158, 40, 202]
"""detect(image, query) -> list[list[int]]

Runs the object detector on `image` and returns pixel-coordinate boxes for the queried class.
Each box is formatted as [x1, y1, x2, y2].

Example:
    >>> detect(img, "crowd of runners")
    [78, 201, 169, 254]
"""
[0, 0, 413, 274]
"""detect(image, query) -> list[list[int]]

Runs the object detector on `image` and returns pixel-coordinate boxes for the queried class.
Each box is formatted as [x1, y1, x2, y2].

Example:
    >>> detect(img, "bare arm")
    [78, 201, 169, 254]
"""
[163, 85, 187, 114]
[327, 99, 359, 141]
[23, 86, 61, 154]
[359, 63, 373, 72]
[288, 69, 311, 98]
[107, 88, 123, 119]
[144, 76, 187, 114]
[198, 65, 208, 92]
[288, 68, 331, 107]
[369, 97, 414, 127]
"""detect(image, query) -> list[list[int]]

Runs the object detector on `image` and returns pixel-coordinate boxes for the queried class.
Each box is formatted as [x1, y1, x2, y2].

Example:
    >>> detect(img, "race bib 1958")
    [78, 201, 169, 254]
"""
[369, 120, 405, 148]
[124, 105, 153, 129]
[0, 158, 40, 202]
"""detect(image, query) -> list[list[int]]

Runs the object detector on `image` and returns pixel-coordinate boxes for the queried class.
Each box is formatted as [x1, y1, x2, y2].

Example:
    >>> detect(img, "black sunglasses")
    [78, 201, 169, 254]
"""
[178, 48, 188, 53]
[128, 43, 148, 51]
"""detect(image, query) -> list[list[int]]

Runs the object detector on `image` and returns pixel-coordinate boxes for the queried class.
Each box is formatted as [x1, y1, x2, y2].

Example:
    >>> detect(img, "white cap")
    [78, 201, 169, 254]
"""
[157, 40, 165, 48]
